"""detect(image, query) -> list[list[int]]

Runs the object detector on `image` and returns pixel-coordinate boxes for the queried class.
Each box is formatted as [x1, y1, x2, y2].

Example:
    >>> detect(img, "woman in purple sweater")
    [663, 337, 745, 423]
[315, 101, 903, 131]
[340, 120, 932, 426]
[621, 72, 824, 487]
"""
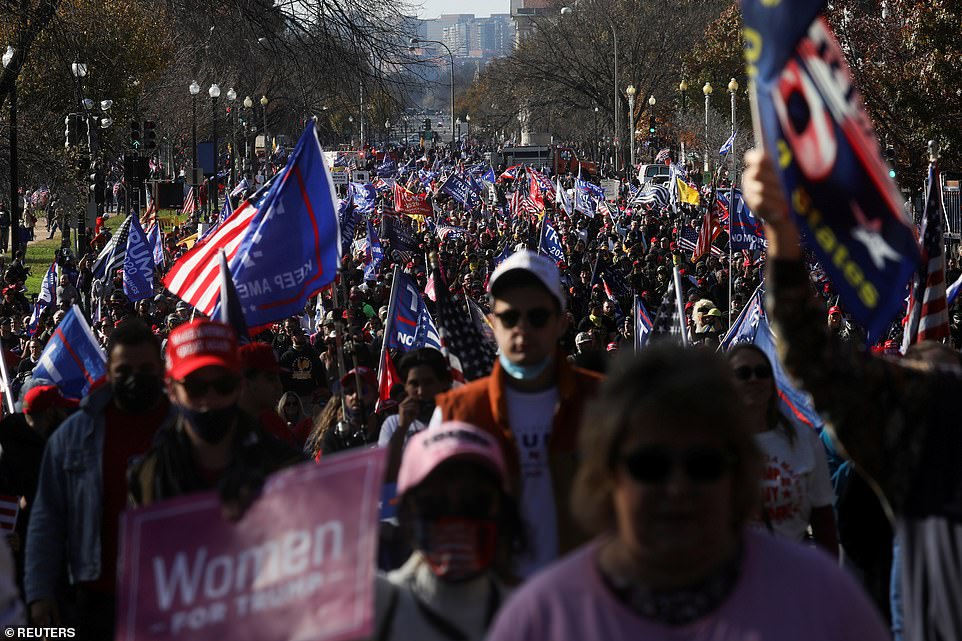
[487, 346, 888, 641]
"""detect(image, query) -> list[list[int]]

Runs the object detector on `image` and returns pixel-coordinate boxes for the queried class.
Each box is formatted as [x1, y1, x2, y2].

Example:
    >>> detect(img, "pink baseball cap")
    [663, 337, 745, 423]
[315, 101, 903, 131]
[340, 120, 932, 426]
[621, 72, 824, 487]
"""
[397, 421, 508, 495]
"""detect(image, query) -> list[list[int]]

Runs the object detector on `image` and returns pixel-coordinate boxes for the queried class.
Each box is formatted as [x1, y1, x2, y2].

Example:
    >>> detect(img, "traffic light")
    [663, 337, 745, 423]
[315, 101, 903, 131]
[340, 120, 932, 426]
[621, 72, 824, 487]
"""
[885, 146, 896, 179]
[423, 118, 431, 130]
[129, 120, 142, 149]
[64, 113, 83, 148]
[648, 115, 656, 135]
[144, 120, 157, 150]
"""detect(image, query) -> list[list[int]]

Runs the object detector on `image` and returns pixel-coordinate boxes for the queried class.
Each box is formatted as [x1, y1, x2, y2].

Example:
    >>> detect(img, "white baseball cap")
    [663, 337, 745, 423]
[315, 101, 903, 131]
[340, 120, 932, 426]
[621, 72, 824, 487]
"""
[488, 249, 565, 310]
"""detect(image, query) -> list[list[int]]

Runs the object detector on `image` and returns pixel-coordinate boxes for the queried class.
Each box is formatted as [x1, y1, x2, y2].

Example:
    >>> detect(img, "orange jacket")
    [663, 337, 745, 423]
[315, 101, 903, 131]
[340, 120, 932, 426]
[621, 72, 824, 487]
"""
[434, 355, 603, 555]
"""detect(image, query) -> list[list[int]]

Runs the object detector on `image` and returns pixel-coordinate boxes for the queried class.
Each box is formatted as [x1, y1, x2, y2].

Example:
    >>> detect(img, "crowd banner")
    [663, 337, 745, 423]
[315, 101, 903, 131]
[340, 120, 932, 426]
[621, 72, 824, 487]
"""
[116, 448, 386, 641]
[742, 0, 919, 337]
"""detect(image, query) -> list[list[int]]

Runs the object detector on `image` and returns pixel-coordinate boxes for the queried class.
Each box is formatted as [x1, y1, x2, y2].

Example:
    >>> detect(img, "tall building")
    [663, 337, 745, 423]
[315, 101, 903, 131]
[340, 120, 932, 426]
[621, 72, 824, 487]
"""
[510, 0, 555, 44]
[416, 12, 516, 61]
[473, 14, 514, 58]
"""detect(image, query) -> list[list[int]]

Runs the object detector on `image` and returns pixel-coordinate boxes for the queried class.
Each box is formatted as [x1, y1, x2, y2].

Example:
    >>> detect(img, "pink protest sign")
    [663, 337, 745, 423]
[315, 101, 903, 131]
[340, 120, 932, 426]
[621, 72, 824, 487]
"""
[116, 447, 386, 641]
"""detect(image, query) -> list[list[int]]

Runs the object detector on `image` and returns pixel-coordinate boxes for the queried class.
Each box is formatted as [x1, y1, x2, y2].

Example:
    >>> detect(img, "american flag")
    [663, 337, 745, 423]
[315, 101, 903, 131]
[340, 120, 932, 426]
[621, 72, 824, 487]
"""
[692, 210, 722, 262]
[629, 183, 670, 209]
[182, 186, 198, 216]
[654, 149, 671, 164]
[0, 495, 19, 533]
[678, 225, 723, 258]
[902, 163, 949, 349]
[163, 196, 259, 315]
[648, 276, 686, 344]
[432, 266, 496, 382]
[92, 215, 132, 280]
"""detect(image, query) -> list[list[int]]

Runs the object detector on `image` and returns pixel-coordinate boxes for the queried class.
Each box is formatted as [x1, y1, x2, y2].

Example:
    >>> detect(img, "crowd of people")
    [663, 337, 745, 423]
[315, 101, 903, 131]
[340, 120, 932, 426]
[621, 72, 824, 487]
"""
[0, 138, 955, 641]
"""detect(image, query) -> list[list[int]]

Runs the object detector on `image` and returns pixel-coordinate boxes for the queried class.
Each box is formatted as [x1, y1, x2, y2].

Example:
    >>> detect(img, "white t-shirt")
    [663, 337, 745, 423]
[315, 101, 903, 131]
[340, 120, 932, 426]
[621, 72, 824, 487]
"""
[504, 386, 559, 578]
[377, 414, 426, 447]
[755, 425, 834, 541]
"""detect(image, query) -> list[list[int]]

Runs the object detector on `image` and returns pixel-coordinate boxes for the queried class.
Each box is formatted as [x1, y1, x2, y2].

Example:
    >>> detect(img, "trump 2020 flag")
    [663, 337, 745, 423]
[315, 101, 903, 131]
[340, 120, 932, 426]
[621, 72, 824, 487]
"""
[538, 217, 566, 264]
[350, 182, 377, 214]
[123, 215, 154, 302]
[634, 295, 653, 352]
[385, 269, 441, 352]
[33, 305, 106, 399]
[226, 120, 341, 327]
[742, 0, 919, 337]
[364, 219, 384, 282]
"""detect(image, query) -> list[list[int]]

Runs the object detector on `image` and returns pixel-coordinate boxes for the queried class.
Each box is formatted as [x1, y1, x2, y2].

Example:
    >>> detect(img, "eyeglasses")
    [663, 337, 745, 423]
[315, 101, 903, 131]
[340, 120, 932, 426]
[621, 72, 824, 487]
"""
[178, 375, 240, 398]
[492, 307, 554, 329]
[623, 445, 733, 484]
[732, 364, 773, 381]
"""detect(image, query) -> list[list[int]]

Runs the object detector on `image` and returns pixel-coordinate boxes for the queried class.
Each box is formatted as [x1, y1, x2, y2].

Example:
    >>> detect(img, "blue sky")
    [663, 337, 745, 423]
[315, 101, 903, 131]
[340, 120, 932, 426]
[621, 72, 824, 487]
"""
[417, 0, 508, 18]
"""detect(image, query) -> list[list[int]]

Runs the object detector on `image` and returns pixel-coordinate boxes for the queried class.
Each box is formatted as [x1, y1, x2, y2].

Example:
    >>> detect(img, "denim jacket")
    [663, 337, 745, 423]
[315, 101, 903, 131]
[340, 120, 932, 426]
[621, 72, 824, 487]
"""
[24, 385, 174, 603]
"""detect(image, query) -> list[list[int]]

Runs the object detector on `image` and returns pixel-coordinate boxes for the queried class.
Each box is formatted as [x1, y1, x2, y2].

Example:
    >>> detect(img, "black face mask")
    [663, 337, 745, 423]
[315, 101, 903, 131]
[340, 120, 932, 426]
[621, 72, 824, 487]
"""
[113, 373, 163, 412]
[183, 405, 238, 444]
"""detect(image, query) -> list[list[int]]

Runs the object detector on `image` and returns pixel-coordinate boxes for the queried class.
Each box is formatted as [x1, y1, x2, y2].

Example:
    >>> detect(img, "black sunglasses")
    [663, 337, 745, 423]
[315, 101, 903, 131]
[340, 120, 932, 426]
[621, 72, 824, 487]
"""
[493, 307, 554, 329]
[623, 445, 733, 484]
[178, 375, 240, 398]
[732, 364, 773, 381]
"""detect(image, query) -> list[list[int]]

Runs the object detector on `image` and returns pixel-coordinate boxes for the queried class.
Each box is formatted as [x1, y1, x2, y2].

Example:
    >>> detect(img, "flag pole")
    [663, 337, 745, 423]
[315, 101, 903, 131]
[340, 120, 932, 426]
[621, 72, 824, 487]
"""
[672, 264, 689, 347]
[633, 293, 639, 353]
[0, 345, 15, 415]
[376, 264, 402, 409]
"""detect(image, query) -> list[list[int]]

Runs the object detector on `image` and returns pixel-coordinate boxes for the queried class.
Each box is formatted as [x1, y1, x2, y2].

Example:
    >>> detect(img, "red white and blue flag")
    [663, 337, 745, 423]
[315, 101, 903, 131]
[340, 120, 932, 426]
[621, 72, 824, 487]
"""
[166, 121, 341, 326]
[902, 163, 949, 349]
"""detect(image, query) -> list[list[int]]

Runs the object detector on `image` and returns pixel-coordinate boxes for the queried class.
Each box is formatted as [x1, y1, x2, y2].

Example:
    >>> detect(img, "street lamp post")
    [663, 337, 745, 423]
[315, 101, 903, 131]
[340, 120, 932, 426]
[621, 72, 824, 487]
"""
[648, 95, 656, 162]
[243, 96, 253, 175]
[679, 79, 688, 163]
[71, 61, 89, 256]
[703, 81, 713, 175]
[456, 117, 461, 144]
[227, 87, 237, 187]
[189, 81, 200, 189]
[728, 77, 738, 187]
[260, 95, 268, 167]
[626, 84, 636, 169]
[209, 83, 220, 217]
[385, 119, 391, 145]
[3, 45, 18, 255]
[409, 37, 455, 145]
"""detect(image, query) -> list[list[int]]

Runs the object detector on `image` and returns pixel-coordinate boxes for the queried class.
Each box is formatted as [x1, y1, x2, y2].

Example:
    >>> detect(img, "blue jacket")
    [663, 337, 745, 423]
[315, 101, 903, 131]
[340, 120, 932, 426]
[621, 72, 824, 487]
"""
[24, 385, 174, 603]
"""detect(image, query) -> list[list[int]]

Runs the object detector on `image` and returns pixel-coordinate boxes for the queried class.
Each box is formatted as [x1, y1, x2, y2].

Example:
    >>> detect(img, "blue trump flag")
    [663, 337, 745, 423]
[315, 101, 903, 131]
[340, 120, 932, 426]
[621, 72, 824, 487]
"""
[720, 189, 767, 252]
[385, 270, 441, 351]
[440, 171, 481, 209]
[338, 190, 360, 253]
[721, 285, 822, 430]
[213, 250, 250, 345]
[33, 305, 107, 399]
[538, 217, 566, 264]
[147, 224, 165, 267]
[575, 178, 603, 218]
[123, 215, 154, 302]
[634, 295, 653, 352]
[225, 120, 341, 326]
[742, 0, 919, 337]
[364, 219, 384, 282]
[349, 182, 377, 214]
[28, 261, 58, 336]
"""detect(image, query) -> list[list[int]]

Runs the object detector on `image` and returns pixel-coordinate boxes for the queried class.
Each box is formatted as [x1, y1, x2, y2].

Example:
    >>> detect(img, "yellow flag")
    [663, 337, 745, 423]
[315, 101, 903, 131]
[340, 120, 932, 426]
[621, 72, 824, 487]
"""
[178, 232, 199, 249]
[677, 177, 701, 206]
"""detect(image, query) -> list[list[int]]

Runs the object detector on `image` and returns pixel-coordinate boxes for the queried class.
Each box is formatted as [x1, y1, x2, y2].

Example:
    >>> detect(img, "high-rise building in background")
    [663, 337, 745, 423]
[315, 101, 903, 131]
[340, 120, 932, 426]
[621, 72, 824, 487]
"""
[510, 0, 555, 44]
[415, 12, 516, 63]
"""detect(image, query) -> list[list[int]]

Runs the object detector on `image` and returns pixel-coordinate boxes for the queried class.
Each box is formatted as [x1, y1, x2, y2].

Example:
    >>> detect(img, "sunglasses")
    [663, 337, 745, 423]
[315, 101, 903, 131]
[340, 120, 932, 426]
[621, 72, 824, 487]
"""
[492, 307, 554, 329]
[178, 375, 240, 398]
[732, 364, 773, 381]
[623, 445, 733, 484]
